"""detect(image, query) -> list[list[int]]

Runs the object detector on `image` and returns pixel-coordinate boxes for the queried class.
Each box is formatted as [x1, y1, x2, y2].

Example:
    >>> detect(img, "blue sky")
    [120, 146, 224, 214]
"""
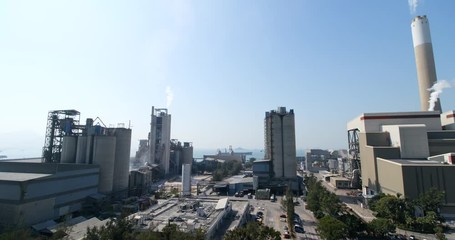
[1, 0, 454, 158]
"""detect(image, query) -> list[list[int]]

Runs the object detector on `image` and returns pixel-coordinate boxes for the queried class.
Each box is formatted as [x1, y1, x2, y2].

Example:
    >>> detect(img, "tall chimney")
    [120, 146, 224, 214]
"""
[411, 15, 441, 112]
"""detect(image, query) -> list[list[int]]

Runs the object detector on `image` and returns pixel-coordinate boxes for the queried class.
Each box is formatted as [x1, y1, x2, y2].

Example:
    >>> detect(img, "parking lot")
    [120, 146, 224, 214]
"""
[248, 196, 320, 240]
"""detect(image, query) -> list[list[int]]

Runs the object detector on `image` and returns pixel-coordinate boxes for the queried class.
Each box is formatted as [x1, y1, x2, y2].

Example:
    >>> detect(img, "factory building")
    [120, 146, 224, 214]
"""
[347, 111, 455, 218]
[130, 197, 249, 240]
[0, 162, 100, 226]
[0, 109, 132, 227]
[305, 149, 331, 173]
[129, 166, 153, 196]
[253, 107, 299, 193]
[149, 107, 172, 175]
[170, 140, 193, 175]
[264, 107, 296, 179]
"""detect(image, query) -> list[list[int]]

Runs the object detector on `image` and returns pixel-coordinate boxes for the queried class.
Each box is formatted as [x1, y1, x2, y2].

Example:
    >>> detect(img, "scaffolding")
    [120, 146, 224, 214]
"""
[347, 128, 361, 172]
[42, 110, 81, 163]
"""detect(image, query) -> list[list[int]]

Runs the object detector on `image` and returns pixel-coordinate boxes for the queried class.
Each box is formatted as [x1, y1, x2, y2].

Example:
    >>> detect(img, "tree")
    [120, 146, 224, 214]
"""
[414, 188, 445, 219]
[316, 215, 348, 240]
[339, 213, 366, 238]
[371, 194, 406, 224]
[84, 217, 136, 240]
[320, 192, 342, 217]
[224, 221, 280, 240]
[0, 227, 35, 240]
[367, 218, 395, 238]
[283, 186, 295, 236]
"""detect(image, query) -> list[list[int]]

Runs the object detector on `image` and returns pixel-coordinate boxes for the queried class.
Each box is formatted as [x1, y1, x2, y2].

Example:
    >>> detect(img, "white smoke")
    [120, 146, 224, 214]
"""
[166, 86, 174, 108]
[428, 80, 451, 111]
[408, 0, 419, 14]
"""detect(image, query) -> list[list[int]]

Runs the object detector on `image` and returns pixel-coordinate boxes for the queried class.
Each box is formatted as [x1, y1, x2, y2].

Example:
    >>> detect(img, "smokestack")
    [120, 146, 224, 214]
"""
[411, 15, 442, 112]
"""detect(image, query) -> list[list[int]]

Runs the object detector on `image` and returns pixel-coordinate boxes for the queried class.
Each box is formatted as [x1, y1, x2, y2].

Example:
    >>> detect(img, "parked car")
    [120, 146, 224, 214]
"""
[270, 194, 276, 202]
[283, 231, 291, 239]
[295, 226, 305, 233]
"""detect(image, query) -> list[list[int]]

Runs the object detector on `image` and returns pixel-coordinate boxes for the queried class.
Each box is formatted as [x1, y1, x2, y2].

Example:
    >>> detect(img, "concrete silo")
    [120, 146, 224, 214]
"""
[110, 128, 132, 195]
[75, 136, 87, 164]
[411, 15, 442, 112]
[182, 142, 193, 165]
[61, 136, 77, 163]
[182, 163, 191, 196]
[92, 136, 116, 194]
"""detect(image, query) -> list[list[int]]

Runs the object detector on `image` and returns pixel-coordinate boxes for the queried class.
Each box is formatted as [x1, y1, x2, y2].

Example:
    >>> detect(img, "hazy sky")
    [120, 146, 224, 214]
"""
[1, 1, 455, 158]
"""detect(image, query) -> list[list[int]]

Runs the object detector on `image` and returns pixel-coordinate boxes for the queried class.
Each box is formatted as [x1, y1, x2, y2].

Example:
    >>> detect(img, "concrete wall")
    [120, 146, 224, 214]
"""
[282, 113, 296, 179]
[0, 198, 55, 226]
[428, 131, 455, 156]
[382, 125, 429, 159]
[348, 112, 442, 133]
[264, 108, 296, 179]
[441, 111, 455, 130]
[0, 162, 99, 226]
[359, 132, 400, 193]
[376, 159, 405, 196]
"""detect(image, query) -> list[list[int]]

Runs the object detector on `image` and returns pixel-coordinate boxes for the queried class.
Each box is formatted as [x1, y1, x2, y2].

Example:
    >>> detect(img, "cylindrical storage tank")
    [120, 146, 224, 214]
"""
[93, 136, 116, 194]
[182, 164, 191, 196]
[182, 145, 193, 165]
[61, 136, 77, 163]
[111, 128, 132, 195]
[86, 136, 94, 164]
[75, 136, 87, 164]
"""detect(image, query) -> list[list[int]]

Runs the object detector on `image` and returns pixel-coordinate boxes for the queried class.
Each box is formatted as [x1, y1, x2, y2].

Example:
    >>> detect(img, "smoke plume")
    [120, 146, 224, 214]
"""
[428, 80, 451, 111]
[408, 0, 419, 14]
[166, 86, 174, 108]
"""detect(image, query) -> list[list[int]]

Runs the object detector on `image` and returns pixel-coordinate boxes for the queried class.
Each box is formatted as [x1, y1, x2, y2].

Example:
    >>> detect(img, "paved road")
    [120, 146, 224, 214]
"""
[250, 197, 320, 240]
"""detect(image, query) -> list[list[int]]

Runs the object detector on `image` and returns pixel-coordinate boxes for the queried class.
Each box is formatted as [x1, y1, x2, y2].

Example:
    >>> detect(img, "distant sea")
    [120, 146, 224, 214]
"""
[193, 148, 307, 160]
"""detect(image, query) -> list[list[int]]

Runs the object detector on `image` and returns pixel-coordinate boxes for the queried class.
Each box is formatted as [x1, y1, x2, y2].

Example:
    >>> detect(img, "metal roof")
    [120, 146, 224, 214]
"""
[215, 197, 228, 210]
[0, 172, 51, 182]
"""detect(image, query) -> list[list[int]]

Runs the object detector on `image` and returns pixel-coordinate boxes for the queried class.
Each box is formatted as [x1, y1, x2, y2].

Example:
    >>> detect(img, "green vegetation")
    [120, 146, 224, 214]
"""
[224, 221, 281, 240]
[369, 188, 445, 234]
[316, 215, 348, 240]
[211, 160, 243, 181]
[84, 217, 205, 240]
[304, 174, 342, 219]
[0, 224, 70, 240]
[243, 157, 256, 169]
[305, 174, 448, 238]
[367, 218, 395, 238]
[280, 186, 296, 237]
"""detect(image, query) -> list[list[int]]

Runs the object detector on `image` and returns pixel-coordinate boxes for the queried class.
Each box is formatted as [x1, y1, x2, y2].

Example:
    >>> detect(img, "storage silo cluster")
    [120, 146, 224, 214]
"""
[59, 116, 132, 196]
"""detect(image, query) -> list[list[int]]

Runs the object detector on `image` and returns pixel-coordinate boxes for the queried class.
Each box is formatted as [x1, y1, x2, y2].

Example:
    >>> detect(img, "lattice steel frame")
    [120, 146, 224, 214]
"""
[42, 110, 80, 163]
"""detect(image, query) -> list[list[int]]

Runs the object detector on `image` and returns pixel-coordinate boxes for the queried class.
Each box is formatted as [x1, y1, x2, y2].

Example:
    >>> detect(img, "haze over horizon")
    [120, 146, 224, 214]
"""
[1, 1, 455, 159]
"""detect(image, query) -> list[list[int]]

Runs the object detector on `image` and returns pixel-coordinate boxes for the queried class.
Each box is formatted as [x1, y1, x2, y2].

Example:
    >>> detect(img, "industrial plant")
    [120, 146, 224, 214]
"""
[1, 12, 455, 239]
[0, 109, 132, 227]
[129, 106, 193, 196]
[341, 16, 455, 219]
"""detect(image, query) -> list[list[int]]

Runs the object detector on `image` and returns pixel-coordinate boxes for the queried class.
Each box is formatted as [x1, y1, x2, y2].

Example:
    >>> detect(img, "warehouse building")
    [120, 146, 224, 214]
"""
[0, 162, 99, 226]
